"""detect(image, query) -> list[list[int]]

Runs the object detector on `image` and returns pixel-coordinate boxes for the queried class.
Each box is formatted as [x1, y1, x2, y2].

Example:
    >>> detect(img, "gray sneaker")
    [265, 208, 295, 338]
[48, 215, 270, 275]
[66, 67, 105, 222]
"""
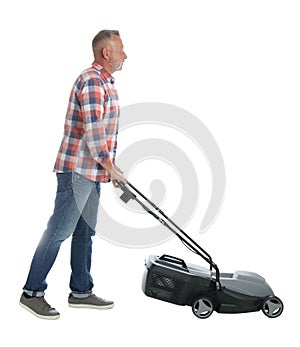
[68, 294, 114, 309]
[19, 293, 60, 320]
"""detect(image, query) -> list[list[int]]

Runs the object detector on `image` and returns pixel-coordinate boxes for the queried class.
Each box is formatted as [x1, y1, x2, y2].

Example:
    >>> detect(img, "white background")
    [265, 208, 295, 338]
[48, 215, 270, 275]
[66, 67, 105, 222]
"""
[1, 0, 299, 345]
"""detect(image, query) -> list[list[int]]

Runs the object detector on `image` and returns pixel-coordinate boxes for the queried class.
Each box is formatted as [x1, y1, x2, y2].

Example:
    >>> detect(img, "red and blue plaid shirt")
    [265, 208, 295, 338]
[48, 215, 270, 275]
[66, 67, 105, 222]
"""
[54, 62, 120, 182]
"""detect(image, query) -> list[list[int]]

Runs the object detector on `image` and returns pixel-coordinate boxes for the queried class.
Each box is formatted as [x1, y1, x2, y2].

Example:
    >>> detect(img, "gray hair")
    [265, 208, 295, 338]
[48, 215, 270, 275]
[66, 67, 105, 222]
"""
[92, 30, 120, 52]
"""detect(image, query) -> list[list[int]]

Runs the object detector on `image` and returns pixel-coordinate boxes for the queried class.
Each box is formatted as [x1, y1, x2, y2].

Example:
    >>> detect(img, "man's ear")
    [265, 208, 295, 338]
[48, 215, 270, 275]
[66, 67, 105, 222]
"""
[102, 47, 110, 60]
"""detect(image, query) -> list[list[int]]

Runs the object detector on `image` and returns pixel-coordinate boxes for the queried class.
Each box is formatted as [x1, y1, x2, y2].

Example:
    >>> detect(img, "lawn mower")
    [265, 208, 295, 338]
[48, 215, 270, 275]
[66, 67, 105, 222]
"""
[117, 180, 283, 319]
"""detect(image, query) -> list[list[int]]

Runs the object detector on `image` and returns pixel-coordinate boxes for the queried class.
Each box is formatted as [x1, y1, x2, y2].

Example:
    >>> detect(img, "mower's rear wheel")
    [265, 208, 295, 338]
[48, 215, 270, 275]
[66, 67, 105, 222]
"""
[192, 297, 214, 319]
[262, 296, 283, 318]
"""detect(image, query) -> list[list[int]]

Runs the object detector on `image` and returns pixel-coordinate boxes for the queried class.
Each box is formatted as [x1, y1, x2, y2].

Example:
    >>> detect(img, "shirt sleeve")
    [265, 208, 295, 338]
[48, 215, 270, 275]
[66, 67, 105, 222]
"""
[78, 77, 111, 163]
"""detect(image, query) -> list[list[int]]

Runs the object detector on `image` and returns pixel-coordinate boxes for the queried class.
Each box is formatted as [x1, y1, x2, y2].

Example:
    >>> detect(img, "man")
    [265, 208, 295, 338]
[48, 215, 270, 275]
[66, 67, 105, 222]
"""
[20, 30, 127, 319]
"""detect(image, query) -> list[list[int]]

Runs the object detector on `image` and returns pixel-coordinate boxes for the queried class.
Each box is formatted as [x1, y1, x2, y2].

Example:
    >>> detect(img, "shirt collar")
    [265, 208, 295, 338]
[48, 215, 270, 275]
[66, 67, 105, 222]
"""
[92, 61, 115, 84]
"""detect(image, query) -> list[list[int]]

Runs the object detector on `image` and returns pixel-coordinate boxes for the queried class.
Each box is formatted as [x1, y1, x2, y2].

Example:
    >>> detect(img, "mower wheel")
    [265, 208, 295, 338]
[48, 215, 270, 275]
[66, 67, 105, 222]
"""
[262, 296, 283, 318]
[192, 297, 214, 319]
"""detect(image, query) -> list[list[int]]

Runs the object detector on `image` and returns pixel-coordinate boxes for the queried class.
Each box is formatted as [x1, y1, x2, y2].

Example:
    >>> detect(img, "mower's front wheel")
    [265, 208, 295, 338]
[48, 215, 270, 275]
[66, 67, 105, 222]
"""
[192, 297, 214, 319]
[262, 296, 283, 318]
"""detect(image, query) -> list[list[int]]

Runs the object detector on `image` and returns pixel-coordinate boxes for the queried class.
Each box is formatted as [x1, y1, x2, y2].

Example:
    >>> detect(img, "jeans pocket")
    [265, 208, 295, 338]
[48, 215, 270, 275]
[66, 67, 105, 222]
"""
[72, 172, 83, 184]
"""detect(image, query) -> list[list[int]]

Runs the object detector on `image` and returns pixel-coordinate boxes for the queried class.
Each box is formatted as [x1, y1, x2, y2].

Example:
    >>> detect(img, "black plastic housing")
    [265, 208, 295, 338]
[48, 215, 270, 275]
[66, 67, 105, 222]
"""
[142, 255, 216, 306]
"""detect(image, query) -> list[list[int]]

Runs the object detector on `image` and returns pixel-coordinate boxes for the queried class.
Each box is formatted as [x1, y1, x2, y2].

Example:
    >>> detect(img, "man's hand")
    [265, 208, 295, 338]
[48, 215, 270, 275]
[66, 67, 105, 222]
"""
[111, 166, 127, 187]
[98, 160, 127, 187]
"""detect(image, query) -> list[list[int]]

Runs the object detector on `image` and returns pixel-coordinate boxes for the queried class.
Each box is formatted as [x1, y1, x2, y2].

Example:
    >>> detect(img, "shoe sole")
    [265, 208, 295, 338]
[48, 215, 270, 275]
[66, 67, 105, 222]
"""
[68, 302, 114, 309]
[19, 301, 60, 320]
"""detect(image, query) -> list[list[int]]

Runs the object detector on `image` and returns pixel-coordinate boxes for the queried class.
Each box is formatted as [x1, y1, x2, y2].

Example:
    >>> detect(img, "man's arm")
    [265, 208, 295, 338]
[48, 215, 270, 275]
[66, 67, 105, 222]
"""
[79, 77, 126, 186]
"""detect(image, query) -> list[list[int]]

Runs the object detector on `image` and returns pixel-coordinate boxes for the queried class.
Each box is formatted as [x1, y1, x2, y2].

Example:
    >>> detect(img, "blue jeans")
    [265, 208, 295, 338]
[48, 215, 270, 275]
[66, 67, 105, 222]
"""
[23, 172, 101, 297]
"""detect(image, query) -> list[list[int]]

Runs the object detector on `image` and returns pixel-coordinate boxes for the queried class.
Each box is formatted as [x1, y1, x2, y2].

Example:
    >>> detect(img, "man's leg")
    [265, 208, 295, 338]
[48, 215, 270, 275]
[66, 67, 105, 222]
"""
[69, 180, 100, 296]
[68, 180, 114, 309]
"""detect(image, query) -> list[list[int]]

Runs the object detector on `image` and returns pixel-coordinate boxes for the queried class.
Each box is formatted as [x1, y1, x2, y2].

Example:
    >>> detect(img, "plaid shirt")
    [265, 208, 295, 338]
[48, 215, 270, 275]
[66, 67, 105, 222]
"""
[54, 62, 120, 182]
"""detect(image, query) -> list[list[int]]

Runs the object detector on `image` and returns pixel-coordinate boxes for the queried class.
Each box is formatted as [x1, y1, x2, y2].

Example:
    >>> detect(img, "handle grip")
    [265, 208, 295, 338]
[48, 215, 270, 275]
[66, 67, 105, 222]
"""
[159, 254, 188, 269]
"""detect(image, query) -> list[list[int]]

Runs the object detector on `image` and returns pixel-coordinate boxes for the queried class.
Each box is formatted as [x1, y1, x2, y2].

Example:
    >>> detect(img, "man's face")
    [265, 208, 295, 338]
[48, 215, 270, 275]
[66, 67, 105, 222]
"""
[108, 35, 127, 71]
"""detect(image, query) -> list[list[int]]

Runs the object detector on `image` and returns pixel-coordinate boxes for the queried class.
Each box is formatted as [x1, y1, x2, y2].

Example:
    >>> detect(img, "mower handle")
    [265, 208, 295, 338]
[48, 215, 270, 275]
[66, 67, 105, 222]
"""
[115, 180, 221, 288]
